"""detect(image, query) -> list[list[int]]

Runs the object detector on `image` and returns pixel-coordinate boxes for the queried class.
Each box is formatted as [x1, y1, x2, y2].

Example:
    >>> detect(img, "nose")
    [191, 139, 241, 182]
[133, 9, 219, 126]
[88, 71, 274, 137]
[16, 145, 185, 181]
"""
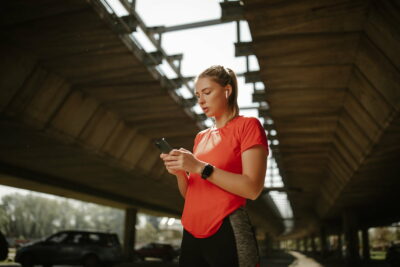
[198, 94, 205, 105]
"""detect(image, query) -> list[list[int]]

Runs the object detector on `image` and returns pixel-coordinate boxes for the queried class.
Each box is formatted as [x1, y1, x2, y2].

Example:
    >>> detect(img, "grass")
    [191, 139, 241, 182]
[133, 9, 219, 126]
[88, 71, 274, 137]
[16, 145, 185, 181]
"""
[0, 248, 19, 266]
[370, 250, 387, 260]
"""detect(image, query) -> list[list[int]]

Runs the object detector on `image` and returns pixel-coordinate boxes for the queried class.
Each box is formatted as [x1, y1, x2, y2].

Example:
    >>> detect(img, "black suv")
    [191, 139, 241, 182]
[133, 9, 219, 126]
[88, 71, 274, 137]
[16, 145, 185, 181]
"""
[135, 242, 177, 262]
[15, 230, 123, 267]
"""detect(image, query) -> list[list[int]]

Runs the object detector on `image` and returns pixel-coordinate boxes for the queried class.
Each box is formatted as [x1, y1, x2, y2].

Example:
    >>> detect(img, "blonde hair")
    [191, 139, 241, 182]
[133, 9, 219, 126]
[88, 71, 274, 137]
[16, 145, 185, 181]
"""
[196, 65, 239, 119]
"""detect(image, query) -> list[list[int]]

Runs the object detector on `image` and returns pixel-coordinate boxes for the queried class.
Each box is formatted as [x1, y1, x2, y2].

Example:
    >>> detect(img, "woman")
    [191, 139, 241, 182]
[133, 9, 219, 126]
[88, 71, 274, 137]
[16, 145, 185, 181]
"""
[160, 65, 269, 267]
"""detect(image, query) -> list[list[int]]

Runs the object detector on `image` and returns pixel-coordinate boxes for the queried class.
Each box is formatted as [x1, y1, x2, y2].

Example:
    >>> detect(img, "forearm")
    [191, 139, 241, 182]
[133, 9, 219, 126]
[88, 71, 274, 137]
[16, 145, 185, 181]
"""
[175, 172, 188, 198]
[206, 167, 264, 200]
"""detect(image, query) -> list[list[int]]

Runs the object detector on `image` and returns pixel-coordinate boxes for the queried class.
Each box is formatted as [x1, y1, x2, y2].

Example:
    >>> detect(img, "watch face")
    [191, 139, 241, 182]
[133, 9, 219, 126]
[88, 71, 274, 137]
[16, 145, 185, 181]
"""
[201, 164, 214, 179]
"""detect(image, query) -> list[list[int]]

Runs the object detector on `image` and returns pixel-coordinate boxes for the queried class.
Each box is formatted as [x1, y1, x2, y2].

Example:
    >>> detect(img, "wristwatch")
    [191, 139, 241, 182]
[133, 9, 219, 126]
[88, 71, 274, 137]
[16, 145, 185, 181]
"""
[201, 164, 214, 179]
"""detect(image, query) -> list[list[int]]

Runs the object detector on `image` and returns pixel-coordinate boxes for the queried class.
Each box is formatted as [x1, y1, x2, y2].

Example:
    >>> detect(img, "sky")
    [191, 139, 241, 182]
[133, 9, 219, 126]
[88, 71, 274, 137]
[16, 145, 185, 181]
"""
[0, 0, 292, 227]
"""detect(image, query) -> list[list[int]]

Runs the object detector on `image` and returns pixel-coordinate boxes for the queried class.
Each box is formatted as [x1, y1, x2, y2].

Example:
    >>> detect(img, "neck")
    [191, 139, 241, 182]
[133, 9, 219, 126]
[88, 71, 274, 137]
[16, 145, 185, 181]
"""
[214, 112, 236, 129]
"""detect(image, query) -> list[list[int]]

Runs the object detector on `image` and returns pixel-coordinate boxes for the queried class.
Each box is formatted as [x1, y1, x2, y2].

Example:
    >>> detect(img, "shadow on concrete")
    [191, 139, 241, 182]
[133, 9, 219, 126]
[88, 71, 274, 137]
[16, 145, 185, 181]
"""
[115, 260, 178, 267]
[261, 250, 296, 267]
[298, 251, 391, 267]
[113, 250, 296, 267]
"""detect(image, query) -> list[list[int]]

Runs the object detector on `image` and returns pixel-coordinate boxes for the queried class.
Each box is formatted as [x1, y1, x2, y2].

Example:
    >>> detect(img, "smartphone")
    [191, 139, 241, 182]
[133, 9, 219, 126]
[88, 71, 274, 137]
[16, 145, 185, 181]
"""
[154, 138, 173, 153]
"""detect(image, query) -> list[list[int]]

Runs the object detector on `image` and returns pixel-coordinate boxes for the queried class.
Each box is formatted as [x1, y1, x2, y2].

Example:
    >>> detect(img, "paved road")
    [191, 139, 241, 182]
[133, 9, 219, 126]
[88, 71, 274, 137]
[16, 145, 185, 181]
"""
[287, 251, 323, 267]
[115, 251, 296, 267]
[11, 250, 391, 267]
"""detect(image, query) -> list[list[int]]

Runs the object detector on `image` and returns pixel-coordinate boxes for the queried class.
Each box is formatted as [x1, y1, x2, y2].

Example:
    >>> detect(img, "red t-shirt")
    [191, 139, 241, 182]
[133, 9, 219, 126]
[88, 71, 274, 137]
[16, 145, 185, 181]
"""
[181, 115, 269, 238]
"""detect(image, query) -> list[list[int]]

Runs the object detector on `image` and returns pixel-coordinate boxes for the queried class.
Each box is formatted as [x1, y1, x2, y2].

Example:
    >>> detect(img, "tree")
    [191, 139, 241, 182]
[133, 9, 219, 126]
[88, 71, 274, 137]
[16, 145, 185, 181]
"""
[0, 193, 124, 242]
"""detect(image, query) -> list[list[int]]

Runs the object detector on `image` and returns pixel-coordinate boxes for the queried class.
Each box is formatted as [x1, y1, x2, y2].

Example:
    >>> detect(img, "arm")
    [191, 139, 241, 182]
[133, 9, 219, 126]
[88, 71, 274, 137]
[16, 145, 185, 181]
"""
[160, 153, 189, 199]
[165, 146, 268, 200]
[175, 171, 188, 198]
[201, 145, 267, 200]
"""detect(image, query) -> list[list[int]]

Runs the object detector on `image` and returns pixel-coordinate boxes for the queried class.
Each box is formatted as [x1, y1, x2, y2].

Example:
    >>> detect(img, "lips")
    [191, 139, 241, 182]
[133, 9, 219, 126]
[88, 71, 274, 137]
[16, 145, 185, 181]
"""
[202, 107, 209, 113]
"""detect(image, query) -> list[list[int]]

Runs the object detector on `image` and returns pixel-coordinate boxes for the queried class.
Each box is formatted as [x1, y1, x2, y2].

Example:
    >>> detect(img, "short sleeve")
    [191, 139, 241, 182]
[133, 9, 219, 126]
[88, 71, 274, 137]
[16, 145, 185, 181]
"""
[240, 117, 269, 155]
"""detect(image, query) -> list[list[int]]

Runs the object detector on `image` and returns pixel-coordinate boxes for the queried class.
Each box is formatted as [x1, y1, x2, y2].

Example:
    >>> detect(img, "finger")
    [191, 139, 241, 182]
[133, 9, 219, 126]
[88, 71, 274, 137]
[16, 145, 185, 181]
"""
[166, 155, 181, 160]
[169, 149, 182, 156]
[165, 162, 181, 168]
[168, 165, 183, 171]
[165, 161, 180, 166]
[179, 148, 190, 152]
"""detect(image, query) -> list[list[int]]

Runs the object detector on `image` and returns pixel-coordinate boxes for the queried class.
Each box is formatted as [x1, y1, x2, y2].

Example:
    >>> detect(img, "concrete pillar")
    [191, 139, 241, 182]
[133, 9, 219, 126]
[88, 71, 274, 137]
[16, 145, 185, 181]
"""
[296, 239, 300, 251]
[320, 226, 328, 257]
[264, 233, 273, 256]
[311, 235, 317, 253]
[361, 227, 370, 261]
[337, 233, 343, 257]
[342, 210, 360, 266]
[303, 238, 308, 252]
[123, 208, 137, 261]
[274, 241, 281, 250]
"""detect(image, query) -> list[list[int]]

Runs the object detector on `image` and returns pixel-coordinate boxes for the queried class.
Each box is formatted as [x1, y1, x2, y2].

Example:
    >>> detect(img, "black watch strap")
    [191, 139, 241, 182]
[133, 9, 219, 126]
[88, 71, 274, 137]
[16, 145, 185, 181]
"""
[201, 164, 214, 179]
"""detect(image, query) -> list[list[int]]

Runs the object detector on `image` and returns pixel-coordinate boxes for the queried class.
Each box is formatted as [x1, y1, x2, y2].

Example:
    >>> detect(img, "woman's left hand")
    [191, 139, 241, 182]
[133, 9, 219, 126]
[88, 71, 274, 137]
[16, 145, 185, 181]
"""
[163, 148, 205, 174]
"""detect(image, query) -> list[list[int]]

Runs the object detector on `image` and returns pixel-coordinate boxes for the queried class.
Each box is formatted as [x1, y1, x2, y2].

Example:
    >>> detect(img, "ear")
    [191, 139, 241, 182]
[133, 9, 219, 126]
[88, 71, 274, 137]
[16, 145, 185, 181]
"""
[225, 84, 232, 98]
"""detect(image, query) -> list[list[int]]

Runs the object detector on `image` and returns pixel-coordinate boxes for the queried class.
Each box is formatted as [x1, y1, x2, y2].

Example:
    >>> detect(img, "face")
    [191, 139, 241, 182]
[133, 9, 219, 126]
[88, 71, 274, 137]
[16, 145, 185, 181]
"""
[195, 77, 230, 118]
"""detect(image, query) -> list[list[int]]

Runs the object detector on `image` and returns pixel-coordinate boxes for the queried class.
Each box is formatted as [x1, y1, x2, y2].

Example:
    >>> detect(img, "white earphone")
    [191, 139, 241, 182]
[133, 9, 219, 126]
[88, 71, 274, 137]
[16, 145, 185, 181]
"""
[225, 90, 229, 99]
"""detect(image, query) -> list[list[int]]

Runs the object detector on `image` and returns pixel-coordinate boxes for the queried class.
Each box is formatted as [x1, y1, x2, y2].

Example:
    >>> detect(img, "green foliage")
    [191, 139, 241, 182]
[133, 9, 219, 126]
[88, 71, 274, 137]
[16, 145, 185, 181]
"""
[136, 222, 157, 246]
[0, 193, 124, 241]
[370, 226, 400, 250]
[0, 193, 183, 248]
[370, 250, 387, 260]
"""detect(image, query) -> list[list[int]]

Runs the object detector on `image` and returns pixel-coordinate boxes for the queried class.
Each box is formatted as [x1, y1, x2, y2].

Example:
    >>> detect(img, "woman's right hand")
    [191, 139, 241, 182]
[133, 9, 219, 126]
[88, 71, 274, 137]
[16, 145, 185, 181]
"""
[160, 153, 185, 176]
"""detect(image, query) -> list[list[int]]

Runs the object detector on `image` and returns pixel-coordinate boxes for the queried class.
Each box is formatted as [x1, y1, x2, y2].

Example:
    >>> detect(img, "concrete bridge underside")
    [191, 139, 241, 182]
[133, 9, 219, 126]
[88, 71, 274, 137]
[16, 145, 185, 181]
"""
[1, 1, 400, 260]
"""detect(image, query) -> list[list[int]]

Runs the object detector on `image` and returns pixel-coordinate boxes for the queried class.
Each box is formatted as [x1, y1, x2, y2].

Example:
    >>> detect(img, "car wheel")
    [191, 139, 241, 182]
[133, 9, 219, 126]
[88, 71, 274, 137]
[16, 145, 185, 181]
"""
[83, 254, 100, 267]
[20, 254, 34, 267]
[162, 255, 172, 262]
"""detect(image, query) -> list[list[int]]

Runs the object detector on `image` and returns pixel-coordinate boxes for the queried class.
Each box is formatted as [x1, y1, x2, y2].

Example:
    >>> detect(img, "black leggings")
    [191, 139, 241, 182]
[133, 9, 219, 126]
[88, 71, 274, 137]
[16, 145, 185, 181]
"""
[179, 207, 259, 267]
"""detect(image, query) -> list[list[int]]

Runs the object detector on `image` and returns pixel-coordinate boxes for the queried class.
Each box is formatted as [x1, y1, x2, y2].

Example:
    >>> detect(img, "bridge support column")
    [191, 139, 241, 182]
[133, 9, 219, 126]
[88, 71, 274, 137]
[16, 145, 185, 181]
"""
[361, 227, 370, 261]
[296, 239, 300, 251]
[273, 240, 280, 250]
[311, 235, 317, 253]
[342, 210, 360, 266]
[264, 233, 273, 256]
[337, 233, 343, 257]
[320, 226, 328, 257]
[123, 208, 137, 261]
